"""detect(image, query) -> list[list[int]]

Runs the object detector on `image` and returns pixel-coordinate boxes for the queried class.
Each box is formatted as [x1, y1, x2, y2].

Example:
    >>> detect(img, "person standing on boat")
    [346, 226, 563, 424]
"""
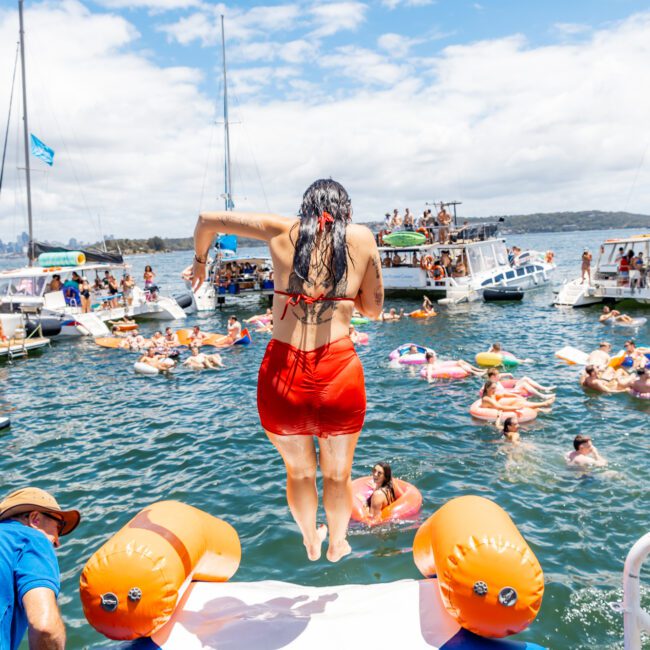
[191, 178, 383, 562]
[580, 248, 592, 285]
[437, 204, 451, 243]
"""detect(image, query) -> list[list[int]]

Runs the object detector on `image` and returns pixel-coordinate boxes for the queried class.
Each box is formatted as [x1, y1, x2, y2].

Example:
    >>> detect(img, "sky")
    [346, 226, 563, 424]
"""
[1, 0, 650, 241]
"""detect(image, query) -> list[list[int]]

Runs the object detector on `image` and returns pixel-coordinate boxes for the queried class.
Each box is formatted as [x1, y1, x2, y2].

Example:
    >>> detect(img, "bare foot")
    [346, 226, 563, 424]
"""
[327, 538, 352, 563]
[304, 525, 328, 561]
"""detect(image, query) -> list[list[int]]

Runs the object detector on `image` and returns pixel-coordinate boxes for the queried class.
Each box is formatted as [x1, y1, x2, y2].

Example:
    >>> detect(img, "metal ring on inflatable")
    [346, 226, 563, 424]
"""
[469, 398, 537, 423]
[414, 495, 544, 638]
[80, 501, 241, 641]
[350, 476, 422, 526]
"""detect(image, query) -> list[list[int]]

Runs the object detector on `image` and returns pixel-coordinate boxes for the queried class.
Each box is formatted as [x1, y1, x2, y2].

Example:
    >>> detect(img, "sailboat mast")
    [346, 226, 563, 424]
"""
[18, 0, 34, 265]
[220, 15, 233, 212]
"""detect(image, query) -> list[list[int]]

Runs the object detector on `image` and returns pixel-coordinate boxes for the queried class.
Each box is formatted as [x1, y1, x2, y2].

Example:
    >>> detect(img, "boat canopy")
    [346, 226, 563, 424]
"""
[33, 241, 124, 265]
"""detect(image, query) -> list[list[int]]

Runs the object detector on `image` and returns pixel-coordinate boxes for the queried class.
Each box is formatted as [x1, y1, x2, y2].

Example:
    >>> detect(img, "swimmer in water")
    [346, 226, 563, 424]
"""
[245, 308, 273, 324]
[599, 306, 635, 324]
[183, 345, 224, 369]
[486, 342, 532, 364]
[565, 434, 607, 467]
[408, 295, 436, 317]
[496, 416, 521, 444]
[365, 462, 395, 522]
[580, 365, 627, 394]
[191, 178, 383, 562]
[627, 367, 650, 397]
[481, 382, 555, 411]
[379, 307, 404, 321]
[139, 347, 174, 372]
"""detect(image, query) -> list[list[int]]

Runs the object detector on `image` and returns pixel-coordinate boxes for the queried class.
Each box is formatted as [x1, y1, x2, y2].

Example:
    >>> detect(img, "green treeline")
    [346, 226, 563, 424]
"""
[91, 211, 650, 254]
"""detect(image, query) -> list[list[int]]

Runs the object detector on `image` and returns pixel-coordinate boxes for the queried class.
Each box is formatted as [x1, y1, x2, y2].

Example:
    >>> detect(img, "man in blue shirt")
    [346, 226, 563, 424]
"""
[0, 487, 80, 650]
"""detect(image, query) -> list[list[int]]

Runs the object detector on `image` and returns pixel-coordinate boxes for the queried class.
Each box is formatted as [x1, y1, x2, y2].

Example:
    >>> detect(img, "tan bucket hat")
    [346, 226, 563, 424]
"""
[0, 487, 80, 536]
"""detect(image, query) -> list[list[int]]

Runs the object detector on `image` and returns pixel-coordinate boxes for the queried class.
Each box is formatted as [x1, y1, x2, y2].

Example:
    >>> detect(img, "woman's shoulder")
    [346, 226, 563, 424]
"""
[347, 223, 376, 247]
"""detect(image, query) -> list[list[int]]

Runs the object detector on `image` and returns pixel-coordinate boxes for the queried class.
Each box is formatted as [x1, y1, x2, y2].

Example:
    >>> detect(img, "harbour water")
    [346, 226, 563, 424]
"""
[1, 227, 649, 649]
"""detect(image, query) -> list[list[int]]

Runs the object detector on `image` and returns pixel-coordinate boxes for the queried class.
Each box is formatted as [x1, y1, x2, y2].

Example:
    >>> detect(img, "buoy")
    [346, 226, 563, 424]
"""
[79, 501, 241, 640]
[413, 495, 544, 638]
[0, 416, 10, 431]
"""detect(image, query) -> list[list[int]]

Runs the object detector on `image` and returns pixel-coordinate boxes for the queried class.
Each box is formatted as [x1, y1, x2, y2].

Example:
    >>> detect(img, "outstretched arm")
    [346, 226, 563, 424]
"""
[192, 211, 291, 290]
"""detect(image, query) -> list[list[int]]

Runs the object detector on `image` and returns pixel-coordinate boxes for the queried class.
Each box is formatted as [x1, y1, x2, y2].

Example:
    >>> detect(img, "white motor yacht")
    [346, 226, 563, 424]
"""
[379, 223, 556, 304]
[554, 233, 650, 307]
[0, 250, 187, 337]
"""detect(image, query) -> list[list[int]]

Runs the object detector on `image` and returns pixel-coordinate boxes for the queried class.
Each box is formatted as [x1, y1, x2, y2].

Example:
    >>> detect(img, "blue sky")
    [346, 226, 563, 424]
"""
[1, 0, 650, 239]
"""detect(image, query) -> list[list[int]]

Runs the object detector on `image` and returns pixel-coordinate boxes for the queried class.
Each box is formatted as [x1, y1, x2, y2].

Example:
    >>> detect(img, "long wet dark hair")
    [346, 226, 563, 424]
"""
[367, 462, 395, 507]
[291, 179, 352, 291]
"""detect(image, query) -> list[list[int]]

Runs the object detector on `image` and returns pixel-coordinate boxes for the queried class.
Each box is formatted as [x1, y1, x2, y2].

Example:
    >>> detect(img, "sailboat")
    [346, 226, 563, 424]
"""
[0, 0, 188, 336]
[186, 16, 273, 311]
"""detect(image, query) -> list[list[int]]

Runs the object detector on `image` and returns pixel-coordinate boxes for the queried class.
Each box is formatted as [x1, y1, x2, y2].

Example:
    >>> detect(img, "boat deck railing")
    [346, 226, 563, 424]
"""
[376, 222, 500, 247]
[618, 532, 650, 649]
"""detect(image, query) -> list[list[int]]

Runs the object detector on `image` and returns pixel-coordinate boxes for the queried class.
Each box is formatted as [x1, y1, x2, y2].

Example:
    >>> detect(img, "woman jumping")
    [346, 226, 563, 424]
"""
[191, 179, 383, 562]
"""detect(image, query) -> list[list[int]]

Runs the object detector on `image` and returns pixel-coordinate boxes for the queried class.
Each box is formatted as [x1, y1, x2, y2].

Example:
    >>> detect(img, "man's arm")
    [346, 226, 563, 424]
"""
[23, 587, 65, 650]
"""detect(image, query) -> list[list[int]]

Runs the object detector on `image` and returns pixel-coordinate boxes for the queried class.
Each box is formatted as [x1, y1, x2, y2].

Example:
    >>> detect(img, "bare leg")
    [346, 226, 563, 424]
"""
[519, 376, 555, 392]
[516, 379, 550, 398]
[266, 432, 326, 561]
[458, 360, 486, 376]
[318, 432, 360, 563]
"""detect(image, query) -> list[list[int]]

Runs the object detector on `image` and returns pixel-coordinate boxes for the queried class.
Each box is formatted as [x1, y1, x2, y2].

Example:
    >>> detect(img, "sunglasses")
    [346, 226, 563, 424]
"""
[42, 512, 65, 535]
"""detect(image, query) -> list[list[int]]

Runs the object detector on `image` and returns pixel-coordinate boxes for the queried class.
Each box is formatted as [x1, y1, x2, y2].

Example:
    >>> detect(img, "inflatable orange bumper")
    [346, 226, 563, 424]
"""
[79, 501, 241, 641]
[413, 495, 544, 638]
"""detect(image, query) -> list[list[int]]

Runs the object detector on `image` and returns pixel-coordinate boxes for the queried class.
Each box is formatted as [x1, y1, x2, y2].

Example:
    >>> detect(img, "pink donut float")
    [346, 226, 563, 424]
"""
[478, 379, 531, 397]
[354, 333, 369, 345]
[420, 361, 470, 380]
[469, 398, 537, 423]
[350, 476, 422, 526]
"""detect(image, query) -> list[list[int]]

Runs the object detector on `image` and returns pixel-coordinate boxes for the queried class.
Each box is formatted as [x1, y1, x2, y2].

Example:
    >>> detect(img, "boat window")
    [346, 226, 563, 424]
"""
[494, 274, 504, 282]
[0, 279, 12, 296]
[1, 276, 46, 297]
[494, 241, 508, 266]
[516, 268, 525, 276]
[506, 271, 515, 279]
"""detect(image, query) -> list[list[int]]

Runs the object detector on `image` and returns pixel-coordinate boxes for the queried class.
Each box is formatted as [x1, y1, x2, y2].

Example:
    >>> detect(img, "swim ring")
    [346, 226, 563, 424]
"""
[134, 359, 174, 375]
[389, 343, 435, 365]
[350, 477, 422, 526]
[419, 361, 469, 380]
[628, 389, 650, 399]
[409, 309, 436, 319]
[475, 351, 521, 368]
[469, 398, 537, 423]
[351, 316, 369, 325]
[607, 317, 648, 329]
[353, 333, 369, 345]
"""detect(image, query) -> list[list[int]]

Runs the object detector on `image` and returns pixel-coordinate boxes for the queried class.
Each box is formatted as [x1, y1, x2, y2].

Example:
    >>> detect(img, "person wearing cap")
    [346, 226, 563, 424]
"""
[565, 435, 607, 467]
[581, 248, 592, 285]
[0, 487, 80, 650]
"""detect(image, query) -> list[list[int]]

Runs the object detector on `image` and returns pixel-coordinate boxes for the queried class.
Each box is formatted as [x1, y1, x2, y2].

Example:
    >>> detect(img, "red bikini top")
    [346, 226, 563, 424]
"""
[274, 290, 354, 320]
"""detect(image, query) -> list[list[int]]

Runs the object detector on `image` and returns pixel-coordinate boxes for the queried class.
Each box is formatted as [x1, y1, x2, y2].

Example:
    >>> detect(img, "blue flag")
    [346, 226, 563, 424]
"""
[30, 134, 55, 166]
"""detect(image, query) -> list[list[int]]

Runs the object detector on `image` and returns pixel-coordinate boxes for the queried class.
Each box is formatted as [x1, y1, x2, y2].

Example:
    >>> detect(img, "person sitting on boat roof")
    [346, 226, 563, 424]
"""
[403, 209, 414, 231]
[46, 274, 62, 293]
[379, 307, 404, 321]
[365, 462, 395, 522]
[183, 345, 224, 370]
[565, 435, 607, 468]
[391, 252, 403, 267]
[580, 365, 627, 394]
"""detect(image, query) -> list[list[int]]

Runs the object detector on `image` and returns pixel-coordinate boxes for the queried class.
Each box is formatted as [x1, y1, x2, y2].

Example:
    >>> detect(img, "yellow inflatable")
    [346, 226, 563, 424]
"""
[79, 501, 241, 640]
[413, 495, 544, 638]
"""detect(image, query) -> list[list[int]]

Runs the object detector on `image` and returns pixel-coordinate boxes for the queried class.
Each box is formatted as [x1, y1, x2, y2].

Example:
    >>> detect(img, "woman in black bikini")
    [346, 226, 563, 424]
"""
[367, 462, 395, 520]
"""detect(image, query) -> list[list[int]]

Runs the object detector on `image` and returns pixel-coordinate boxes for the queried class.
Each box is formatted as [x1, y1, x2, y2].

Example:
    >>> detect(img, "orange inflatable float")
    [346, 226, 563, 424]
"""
[350, 476, 422, 525]
[79, 501, 241, 641]
[413, 495, 544, 638]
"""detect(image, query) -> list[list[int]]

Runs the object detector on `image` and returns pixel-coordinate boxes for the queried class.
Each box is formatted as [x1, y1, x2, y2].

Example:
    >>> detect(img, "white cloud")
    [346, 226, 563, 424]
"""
[377, 32, 420, 57]
[554, 22, 591, 36]
[95, 0, 201, 10]
[2, 3, 650, 243]
[382, 0, 434, 9]
[308, 2, 367, 38]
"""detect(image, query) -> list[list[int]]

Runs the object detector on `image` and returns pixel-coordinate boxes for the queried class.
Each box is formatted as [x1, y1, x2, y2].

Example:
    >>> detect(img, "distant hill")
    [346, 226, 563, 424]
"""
[85, 211, 649, 254]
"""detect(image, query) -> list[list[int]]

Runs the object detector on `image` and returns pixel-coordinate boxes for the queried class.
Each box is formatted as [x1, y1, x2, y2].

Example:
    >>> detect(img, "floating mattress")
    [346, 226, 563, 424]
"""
[382, 231, 427, 247]
[135, 579, 544, 650]
[554, 346, 589, 366]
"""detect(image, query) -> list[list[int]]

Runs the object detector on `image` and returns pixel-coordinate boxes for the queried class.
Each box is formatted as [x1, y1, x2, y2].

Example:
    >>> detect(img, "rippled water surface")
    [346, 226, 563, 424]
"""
[1, 228, 649, 649]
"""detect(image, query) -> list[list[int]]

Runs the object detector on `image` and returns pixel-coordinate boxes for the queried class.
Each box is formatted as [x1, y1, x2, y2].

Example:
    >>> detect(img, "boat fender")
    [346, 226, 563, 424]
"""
[79, 501, 241, 640]
[413, 495, 544, 638]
